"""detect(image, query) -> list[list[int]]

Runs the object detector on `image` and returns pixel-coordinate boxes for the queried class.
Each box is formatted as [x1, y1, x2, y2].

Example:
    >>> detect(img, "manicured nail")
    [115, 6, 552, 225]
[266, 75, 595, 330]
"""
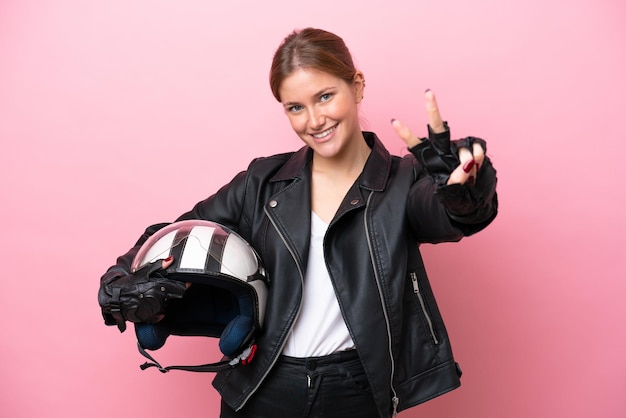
[164, 256, 173, 262]
[475, 163, 480, 171]
[462, 159, 476, 173]
[390, 118, 396, 124]
[469, 176, 476, 186]
[425, 88, 431, 93]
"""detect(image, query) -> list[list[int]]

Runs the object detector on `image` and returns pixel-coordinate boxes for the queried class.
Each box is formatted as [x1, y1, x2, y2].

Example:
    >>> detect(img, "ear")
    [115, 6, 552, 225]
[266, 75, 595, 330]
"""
[353, 71, 365, 103]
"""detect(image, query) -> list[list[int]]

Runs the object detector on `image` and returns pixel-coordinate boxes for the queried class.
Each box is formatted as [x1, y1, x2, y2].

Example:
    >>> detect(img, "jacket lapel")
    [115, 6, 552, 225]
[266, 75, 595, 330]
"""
[333, 132, 392, 223]
[264, 146, 313, 269]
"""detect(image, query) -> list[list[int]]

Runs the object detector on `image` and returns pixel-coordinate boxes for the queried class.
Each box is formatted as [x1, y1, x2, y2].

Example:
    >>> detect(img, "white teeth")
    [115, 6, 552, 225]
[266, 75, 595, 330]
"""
[312, 126, 336, 139]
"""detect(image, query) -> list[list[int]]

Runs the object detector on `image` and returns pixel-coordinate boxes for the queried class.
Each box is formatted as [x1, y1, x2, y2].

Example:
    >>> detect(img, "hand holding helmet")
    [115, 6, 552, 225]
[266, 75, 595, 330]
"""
[100, 220, 268, 373]
[98, 256, 187, 332]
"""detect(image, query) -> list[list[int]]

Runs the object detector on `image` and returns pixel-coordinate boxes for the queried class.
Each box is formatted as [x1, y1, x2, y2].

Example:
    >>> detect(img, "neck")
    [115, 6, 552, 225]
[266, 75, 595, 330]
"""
[312, 132, 371, 177]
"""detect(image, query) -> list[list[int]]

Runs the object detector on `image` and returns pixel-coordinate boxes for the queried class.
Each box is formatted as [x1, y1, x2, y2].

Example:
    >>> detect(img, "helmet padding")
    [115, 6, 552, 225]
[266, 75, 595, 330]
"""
[135, 282, 256, 357]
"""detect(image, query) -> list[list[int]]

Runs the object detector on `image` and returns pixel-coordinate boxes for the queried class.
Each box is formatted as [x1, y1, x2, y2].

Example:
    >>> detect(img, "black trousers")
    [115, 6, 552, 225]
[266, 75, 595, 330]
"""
[220, 350, 382, 418]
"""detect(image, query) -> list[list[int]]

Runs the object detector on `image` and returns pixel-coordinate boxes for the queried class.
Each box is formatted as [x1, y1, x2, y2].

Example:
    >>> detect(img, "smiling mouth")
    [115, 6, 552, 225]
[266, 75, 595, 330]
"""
[311, 125, 337, 139]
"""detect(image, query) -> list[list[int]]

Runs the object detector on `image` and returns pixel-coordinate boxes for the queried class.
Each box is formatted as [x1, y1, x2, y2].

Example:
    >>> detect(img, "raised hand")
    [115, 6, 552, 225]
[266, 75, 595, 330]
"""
[391, 90, 485, 186]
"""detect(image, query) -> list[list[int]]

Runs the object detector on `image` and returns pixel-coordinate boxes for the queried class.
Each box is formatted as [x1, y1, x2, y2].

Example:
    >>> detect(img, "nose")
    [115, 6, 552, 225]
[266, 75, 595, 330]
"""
[308, 107, 325, 131]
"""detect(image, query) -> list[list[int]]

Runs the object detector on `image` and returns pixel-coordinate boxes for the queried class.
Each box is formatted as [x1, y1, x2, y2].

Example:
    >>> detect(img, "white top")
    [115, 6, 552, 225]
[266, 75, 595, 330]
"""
[282, 212, 355, 357]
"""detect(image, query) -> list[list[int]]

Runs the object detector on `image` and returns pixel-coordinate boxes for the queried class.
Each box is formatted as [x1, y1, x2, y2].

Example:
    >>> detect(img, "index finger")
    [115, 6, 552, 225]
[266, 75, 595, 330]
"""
[425, 89, 445, 133]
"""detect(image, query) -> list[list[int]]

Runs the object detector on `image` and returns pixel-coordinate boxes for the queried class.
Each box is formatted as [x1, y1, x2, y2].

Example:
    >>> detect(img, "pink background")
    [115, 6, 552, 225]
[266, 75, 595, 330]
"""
[1, 0, 625, 417]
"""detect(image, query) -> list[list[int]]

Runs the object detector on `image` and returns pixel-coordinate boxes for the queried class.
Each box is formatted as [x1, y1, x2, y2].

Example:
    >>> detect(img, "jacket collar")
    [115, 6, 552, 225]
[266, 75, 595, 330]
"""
[270, 131, 391, 192]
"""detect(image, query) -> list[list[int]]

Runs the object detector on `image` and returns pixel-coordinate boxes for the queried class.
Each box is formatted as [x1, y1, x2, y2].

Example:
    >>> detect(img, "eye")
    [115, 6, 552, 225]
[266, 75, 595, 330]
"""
[287, 104, 304, 113]
[320, 93, 332, 102]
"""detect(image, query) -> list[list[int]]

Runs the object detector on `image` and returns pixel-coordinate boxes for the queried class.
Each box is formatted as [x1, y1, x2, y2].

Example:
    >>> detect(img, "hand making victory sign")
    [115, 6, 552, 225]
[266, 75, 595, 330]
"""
[391, 89, 485, 186]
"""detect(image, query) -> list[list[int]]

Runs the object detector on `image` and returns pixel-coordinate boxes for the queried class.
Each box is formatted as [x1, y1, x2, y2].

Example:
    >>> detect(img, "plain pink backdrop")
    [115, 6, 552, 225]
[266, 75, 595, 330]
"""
[1, 1, 625, 417]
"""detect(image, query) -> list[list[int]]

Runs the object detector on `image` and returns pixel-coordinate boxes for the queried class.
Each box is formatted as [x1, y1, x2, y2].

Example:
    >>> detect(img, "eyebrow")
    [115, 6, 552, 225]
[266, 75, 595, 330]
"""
[282, 86, 336, 107]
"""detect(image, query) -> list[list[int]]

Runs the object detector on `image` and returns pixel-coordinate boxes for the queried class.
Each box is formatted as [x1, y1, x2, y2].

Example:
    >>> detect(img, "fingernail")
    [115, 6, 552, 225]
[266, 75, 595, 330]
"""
[475, 163, 480, 171]
[425, 88, 431, 93]
[462, 159, 476, 173]
[164, 256, 173, 262]
[390, 118, 396, 124]
[469, 176, 476, 186]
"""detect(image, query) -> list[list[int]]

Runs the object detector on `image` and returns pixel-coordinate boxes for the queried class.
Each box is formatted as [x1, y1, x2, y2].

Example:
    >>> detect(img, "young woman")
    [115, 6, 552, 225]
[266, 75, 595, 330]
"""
[100, 28, 498, 417]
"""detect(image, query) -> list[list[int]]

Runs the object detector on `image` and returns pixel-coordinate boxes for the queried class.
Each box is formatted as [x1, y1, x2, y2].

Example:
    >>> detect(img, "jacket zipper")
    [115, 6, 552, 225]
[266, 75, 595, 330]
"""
[364, 192, 400, 416]
[410, 272, 439, 345]
[237, 207, 306, 410]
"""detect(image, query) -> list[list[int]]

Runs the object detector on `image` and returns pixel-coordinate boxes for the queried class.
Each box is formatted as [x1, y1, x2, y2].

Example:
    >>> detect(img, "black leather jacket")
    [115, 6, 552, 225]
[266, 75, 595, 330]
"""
[103, 132, 497, 417]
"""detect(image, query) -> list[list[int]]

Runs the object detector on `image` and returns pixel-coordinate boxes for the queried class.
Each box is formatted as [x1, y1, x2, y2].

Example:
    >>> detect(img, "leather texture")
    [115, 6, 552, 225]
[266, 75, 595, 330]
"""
[98, 260, 187, 332]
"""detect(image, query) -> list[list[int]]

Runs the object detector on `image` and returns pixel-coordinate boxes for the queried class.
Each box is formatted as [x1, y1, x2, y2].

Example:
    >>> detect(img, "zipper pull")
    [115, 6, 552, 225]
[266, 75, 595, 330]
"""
[410, 272, 419, 293]
[392, 396, 399, 416]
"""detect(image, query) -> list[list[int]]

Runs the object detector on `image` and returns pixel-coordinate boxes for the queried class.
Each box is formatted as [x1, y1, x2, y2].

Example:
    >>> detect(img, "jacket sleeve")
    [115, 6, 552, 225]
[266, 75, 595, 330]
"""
[99, 168, 252, 285]
[406, 152, 498, 244]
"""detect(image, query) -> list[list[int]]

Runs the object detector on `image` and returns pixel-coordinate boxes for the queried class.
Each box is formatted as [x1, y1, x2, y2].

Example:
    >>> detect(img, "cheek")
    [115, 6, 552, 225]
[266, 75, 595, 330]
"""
[286, 114, 305, 133]
[332, 98, 357, 119]
[334, 106, 358, 128]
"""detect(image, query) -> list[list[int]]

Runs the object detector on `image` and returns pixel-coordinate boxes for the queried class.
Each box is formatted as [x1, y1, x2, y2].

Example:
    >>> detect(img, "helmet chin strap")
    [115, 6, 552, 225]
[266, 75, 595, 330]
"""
[137, 342, 258, 373]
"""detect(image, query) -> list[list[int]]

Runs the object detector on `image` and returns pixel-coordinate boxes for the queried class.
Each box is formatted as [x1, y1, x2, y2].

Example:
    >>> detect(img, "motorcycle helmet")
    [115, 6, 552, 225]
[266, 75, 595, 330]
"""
[130, 219, 267, 372]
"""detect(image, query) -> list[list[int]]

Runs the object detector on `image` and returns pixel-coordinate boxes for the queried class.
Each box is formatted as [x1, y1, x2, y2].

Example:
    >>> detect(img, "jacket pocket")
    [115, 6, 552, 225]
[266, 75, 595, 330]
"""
[410, 271, 439, 345]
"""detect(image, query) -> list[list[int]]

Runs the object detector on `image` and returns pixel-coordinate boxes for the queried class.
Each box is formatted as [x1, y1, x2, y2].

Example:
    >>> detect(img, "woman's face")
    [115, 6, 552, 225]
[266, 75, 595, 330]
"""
[278, 68, 364, 160]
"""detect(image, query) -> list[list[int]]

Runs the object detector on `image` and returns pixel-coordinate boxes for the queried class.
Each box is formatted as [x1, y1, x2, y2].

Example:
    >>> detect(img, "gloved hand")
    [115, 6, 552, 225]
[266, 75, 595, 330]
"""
[98, 257, 186, 332]
[410, 124, 487, 184]
[391, 89, 487, 186]
[392, 89, 498, 228]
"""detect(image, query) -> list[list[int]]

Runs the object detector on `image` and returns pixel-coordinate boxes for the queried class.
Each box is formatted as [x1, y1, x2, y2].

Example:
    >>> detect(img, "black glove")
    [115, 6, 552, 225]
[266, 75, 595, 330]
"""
[409, 122, 487, 184]
[98, 260, 187, 332]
